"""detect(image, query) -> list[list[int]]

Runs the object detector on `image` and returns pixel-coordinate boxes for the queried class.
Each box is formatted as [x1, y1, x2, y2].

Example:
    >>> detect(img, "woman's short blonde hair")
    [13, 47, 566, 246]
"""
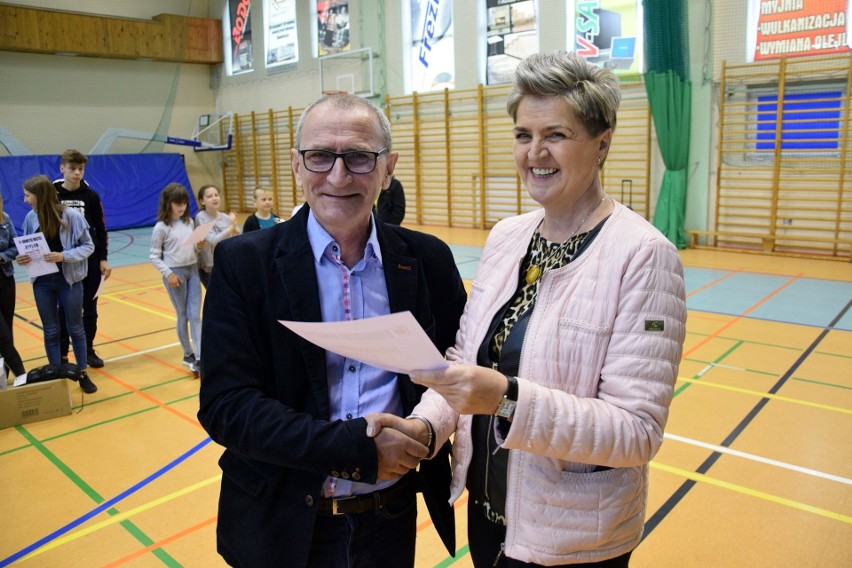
[507, 50, 621, 138]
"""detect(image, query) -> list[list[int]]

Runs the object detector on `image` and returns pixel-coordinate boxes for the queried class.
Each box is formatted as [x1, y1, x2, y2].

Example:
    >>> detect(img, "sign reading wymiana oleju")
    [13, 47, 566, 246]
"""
[748, 0, 851, 61]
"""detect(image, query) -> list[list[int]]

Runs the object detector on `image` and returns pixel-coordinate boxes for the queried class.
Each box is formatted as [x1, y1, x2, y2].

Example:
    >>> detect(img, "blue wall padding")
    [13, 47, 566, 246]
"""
[0, 154, 194, 231]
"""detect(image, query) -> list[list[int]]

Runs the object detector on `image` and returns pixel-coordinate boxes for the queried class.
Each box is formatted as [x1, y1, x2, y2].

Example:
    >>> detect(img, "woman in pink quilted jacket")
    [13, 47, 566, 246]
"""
[369, 50, 687, 567]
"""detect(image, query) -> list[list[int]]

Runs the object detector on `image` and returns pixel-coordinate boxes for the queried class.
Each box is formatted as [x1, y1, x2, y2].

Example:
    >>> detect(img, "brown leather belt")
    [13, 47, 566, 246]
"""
[317, 478, 413, 516]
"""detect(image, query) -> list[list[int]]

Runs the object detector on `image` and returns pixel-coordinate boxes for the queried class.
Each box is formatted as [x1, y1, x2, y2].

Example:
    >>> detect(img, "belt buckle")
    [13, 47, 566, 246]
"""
[332, 496, 357, 516]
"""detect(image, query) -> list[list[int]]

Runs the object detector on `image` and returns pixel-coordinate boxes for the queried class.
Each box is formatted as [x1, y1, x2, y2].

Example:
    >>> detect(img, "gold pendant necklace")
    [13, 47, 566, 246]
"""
[524, 196, 607, 285]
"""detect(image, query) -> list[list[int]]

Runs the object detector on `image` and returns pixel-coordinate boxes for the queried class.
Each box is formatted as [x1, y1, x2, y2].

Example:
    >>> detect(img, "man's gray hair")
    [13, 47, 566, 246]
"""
[294, 94, 392, 150]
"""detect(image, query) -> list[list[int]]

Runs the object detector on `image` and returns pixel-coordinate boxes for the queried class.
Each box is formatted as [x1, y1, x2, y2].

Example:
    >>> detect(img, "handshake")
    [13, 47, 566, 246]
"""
[365, 413, 432, 481]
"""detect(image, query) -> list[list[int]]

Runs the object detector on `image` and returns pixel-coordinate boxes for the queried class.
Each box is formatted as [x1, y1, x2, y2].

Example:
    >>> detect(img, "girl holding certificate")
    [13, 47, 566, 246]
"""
[17, 175, 96, 393]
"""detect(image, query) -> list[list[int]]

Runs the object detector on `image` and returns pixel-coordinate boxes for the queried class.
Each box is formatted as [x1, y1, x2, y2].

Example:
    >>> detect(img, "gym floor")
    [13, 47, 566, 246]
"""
[1, 224, 850, 567]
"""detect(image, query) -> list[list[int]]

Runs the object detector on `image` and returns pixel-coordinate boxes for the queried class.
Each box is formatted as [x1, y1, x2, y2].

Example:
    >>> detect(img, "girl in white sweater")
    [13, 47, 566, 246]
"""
[150, 183, 202, 377]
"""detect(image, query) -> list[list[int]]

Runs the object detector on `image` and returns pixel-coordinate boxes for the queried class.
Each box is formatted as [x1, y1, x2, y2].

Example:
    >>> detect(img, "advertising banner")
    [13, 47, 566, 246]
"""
[486, 0, 538, 85]
[265, 0, 298, 68]
[228, 0, 253, 75]
[574, 0, 642, 75]
[748, 0, 850, 61]
[317, 0, 350, 56]
[409, 0, 454, 92]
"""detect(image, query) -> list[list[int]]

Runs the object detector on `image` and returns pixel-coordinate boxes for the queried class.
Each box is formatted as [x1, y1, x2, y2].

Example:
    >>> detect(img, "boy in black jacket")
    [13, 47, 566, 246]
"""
[54, 149, 111, 368]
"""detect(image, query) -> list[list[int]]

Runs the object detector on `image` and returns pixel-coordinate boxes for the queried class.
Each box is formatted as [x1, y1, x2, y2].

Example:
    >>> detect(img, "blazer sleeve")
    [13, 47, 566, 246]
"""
[197, 235, 383, 484]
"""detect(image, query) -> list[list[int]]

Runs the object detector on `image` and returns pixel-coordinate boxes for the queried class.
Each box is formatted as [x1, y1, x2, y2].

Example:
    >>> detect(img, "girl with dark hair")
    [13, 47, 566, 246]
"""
[150, 183, 202, 377]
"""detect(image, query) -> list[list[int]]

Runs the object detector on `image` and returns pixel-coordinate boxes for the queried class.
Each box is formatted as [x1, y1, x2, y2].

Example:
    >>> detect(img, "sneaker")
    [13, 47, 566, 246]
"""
[87, 349, 105, 368]
[182, 354, 196, 370]
[78, 371, 98, 394]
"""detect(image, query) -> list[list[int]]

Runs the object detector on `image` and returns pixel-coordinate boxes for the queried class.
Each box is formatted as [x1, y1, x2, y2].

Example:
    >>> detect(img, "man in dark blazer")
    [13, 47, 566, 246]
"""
[198, 94, 466, 568]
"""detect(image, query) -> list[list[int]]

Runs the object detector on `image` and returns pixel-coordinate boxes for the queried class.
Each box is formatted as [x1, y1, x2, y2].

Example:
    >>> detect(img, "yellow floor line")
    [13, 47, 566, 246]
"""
[675, 376, 852, 414]
[651, 461, 852, 524]
[105, 295, 177, 322]
[14, 475, 221, 564]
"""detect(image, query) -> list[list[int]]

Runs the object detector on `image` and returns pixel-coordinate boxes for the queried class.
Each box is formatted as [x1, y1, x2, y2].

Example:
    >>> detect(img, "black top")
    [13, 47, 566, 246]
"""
[55, 180, 108, 261]
[376, 177, 406, 225]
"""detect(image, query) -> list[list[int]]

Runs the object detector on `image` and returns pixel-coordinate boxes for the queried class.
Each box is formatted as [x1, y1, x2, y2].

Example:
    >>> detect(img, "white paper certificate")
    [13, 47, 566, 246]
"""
[279, 311, 447, 375]
[13, 233, 60, 278]
[183, 221, 215, 247]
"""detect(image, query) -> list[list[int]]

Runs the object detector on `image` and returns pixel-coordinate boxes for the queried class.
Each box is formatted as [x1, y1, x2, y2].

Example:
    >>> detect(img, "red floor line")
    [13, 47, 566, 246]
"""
[685, 268, 743, 298]
[416, 493, 469, 533]
[681, 272, 803, 359]
[101, 516, 218, 568]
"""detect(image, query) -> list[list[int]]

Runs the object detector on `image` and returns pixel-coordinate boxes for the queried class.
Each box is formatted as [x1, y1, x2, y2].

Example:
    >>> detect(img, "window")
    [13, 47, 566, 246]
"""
[754, 87, 843, 153]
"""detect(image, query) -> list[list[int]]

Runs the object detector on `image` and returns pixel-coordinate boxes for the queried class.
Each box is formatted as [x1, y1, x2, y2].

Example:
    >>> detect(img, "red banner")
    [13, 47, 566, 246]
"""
[754, 0, 850, 60]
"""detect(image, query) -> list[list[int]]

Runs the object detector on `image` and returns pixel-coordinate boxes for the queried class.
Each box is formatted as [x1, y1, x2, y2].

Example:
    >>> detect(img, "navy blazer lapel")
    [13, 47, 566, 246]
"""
[376, 223, 422, 413]
[378, 225, 419, 317]
[274, 212, 332, 418]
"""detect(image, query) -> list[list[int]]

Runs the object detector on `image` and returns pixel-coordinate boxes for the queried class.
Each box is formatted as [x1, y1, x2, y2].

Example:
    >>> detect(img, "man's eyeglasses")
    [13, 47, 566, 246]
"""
[298, 148, 388, 174]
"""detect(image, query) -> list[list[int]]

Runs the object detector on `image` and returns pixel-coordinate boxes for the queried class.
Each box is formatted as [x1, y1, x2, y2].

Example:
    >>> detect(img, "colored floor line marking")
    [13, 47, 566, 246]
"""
[106, 294, 177, 320]
[681, 273, 802, 360]
[685, 268, 742, 298]
[643, 298, 852, 540]
[87, 367, 203, 430]
[792, 376, 852, 390]
[650, 461, 852, 524]
[674, 376, 852, 414]
[1, 386, 200, 459]
[103, 516, 219, 568]
[434, 544, 471, 567]
[674, 340, 743, 397]
[1, 438, 213, 567]
[416, 494, 469, 533]
[664, 433, 852, 485]
[15, 475, 221, 564]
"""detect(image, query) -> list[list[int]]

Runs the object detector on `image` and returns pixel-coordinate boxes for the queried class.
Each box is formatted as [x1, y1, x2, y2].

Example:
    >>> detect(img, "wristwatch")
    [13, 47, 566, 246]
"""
[494, 376, 518, 421]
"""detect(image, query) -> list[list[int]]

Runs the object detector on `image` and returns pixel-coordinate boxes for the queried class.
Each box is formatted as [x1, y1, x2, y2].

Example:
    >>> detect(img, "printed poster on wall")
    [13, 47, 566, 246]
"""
[317, 0, 350, 56]
[486, 0, 538, 85]
[409, 0, 455, 92]
[747, 0, 851, 61]
[573, 0, 642, 75]
[227, 0, 253, 75]
[265, 0, 298, 68]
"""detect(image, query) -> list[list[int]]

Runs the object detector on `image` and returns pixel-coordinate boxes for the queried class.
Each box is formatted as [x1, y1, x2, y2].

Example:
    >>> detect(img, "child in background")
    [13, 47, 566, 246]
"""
[242, 186, 281, 232]
[194, 184, 239, 289]
[54, 149, 111, 369]
[150, 183, 202, 377]
[17, 175, 96, 393]
[0, 193, 27, 389]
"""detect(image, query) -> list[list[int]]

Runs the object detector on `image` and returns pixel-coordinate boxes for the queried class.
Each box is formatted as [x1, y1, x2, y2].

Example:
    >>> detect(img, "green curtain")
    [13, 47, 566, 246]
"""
[645, 71, 690, 248]
[643, 0, 690, 249]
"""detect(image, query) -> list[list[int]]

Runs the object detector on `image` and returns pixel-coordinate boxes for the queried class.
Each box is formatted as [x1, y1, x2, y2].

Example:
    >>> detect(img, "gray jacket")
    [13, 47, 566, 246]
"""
[21, 207, 94, 285]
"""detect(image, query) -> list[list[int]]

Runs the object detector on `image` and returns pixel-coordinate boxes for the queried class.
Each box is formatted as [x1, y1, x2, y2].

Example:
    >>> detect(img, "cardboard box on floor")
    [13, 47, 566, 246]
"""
[0, 379, 73, 429]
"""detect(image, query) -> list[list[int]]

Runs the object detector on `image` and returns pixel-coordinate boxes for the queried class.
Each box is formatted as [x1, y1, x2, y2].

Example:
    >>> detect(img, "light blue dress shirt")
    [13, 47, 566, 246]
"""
[307, 210, 403, 497]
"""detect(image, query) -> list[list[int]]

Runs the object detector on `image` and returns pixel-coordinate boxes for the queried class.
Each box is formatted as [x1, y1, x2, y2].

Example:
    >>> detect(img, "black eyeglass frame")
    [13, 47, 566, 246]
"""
[297, 147, 389, 174]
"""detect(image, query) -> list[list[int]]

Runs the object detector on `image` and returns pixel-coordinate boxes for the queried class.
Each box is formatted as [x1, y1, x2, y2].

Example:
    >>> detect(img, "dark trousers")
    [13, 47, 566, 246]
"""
[468, 500, 633, 568]
[0, 271, 25, 377]
[305, 490, 417, 568]
[60, 255, 100, 355]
